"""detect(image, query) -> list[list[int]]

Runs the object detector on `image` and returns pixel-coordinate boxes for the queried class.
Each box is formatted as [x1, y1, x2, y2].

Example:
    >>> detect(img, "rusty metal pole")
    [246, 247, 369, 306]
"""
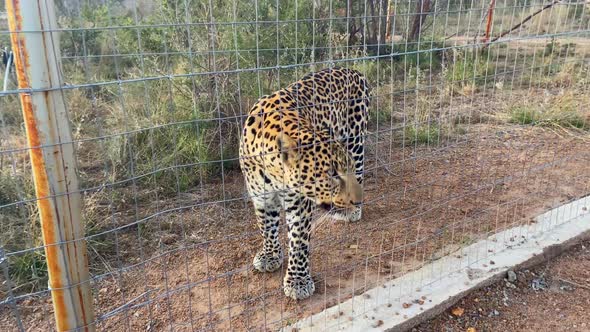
[5, 1, 95, 331]
[483, 0, 496, 44]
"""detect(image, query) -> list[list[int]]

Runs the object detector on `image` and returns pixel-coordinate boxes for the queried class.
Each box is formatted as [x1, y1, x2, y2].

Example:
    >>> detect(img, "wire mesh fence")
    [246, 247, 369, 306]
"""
[1, 0, 589, 331]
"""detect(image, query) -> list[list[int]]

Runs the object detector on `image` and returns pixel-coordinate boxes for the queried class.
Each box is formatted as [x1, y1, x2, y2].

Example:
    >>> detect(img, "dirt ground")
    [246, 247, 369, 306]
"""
[1, 87, 589, 331]
[415, 239, 590, 332]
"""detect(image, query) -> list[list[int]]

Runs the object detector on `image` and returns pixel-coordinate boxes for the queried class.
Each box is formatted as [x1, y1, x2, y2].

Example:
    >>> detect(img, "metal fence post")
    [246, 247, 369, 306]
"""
[5, 1, 95, 331]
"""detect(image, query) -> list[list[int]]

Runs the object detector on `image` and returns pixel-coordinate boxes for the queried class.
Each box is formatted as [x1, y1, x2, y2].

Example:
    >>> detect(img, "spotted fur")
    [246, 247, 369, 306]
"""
[239, 67, 370, 300]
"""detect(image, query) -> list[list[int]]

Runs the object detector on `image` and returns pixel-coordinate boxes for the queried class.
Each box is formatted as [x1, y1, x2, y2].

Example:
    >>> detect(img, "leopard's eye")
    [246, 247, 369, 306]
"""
[327, 168, 337, 178]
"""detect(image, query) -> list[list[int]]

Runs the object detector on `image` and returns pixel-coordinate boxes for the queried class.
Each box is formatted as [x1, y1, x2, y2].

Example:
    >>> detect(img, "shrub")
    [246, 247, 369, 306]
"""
[405, 124, 442, 145]
[508, 98, 588, 130]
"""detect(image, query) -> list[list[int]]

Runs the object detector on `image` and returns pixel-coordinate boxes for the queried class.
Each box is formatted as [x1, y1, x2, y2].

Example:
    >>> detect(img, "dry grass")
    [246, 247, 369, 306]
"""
[503, 90, 589, 132]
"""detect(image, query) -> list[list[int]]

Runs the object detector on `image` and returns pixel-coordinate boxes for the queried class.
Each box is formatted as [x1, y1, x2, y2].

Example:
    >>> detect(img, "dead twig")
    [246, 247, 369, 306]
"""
[375, 155, 395, 175]
[444, 32, 458, 41]
[556, 277, 590, 291]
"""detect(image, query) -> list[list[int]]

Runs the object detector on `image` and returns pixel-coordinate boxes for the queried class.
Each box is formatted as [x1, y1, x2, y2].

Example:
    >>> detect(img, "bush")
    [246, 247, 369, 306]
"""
[0, 171, 36, 247]
[7, 251, 48, 294]
[100, 78, 241, 195]
[0, 170, 45, 293]
[509, 106, 538, 125]
[508, 100, 588, 130]
[405, 123, 443, 145]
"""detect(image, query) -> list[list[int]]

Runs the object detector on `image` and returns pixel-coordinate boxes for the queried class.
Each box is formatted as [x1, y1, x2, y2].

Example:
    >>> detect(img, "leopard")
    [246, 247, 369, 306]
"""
[239, 67, 370, 300]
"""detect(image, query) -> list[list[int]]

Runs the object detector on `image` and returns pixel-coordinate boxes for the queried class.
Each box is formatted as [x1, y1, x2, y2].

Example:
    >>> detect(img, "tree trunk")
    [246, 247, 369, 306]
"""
[378, 0, 388, 45]
[347, 0, 358, 46]
[368, 0, 377, 45]
[385, 0, 394, 42]
[408, 0, 431, 41]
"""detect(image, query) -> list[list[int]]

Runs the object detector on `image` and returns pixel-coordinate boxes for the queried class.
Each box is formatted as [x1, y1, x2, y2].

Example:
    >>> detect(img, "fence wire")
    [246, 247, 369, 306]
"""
[1, 0, 590, 331]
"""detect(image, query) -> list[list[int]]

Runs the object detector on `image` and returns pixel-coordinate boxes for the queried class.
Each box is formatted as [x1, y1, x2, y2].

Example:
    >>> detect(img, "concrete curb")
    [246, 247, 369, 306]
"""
[285, 195, 590, 332]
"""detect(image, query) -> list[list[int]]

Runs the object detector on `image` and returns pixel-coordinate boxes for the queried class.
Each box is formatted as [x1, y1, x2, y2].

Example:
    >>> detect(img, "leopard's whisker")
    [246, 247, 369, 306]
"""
[311, 209, 332, 233]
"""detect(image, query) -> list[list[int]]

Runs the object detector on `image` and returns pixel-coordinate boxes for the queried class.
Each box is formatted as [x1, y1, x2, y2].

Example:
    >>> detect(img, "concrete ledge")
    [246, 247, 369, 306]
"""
[285, 195, 590, 332]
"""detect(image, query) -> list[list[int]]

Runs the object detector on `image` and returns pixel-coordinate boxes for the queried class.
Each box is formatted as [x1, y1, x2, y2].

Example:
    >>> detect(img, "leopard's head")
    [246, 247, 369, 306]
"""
[277, 132, 362, 210]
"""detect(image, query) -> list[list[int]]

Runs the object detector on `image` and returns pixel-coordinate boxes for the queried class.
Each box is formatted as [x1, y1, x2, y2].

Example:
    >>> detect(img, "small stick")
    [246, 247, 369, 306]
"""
[445, 32, 458, 41]
[375, 155, 395, 175]
[556, 277, 590, 291]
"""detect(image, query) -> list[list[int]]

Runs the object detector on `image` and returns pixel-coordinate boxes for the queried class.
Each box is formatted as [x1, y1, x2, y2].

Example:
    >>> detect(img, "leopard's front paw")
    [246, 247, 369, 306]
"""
[329, 207, 362, 222]
[347, 207, 362, 222]
[283, 274, 315, 300]
[253, 251, 283, 273]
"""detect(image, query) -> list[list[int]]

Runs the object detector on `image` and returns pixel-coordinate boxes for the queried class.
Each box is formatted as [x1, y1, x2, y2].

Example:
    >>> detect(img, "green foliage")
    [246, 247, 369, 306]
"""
[567, 2, 586, 20]
[0, 84, 22, 130]
[59, 3, 138, 82]
[509, 106, 538, 125]
[543, 38, 576, 59]
[0, 173, 23, 212]
[444, 49, 495, 89]
[372, 105, 393, 126]
[394, 39, 444, 71]
[8, 251, 48, 294]
[0, 171, 36, 248]
[101, 79, 241, 195]
[0, 171, 45, 293]
[508, 104, 588, 130]
[532, 39, 579, 81]
[405, 123, 442, 145]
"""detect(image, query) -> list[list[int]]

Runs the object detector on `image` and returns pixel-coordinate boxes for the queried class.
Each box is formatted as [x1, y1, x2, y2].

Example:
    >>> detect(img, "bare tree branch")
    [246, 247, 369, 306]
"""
[483, 0, 561, 49]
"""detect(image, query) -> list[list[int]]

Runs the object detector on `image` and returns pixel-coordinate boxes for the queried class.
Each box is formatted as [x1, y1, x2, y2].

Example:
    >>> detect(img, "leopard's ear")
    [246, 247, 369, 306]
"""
[330, 140, 353, 171]
[277, 133, 299, 167]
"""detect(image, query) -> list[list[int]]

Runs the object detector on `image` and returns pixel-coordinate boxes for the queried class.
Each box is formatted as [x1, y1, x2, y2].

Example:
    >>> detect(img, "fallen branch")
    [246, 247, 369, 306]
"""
[444, 32, 458, 41]
[483, 0, 561, 49]
[556, 277, 590, 291]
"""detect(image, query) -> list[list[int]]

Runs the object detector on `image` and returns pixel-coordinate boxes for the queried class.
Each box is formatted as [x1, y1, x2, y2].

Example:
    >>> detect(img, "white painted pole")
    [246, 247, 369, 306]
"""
[5, 1, 95, 331]
[2, 48, 12, 92]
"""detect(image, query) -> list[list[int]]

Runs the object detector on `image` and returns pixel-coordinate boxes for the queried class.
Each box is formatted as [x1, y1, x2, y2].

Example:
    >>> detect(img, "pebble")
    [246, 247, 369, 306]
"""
[531, 278, 548, 291]
[559, 284, 574, 292]
[507, 270, 517, 283]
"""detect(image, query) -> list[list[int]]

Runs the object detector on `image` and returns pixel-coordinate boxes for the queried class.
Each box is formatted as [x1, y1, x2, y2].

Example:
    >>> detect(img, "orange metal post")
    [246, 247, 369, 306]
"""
[483, 0, 496, 44]
[5, 0, 95, 331]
